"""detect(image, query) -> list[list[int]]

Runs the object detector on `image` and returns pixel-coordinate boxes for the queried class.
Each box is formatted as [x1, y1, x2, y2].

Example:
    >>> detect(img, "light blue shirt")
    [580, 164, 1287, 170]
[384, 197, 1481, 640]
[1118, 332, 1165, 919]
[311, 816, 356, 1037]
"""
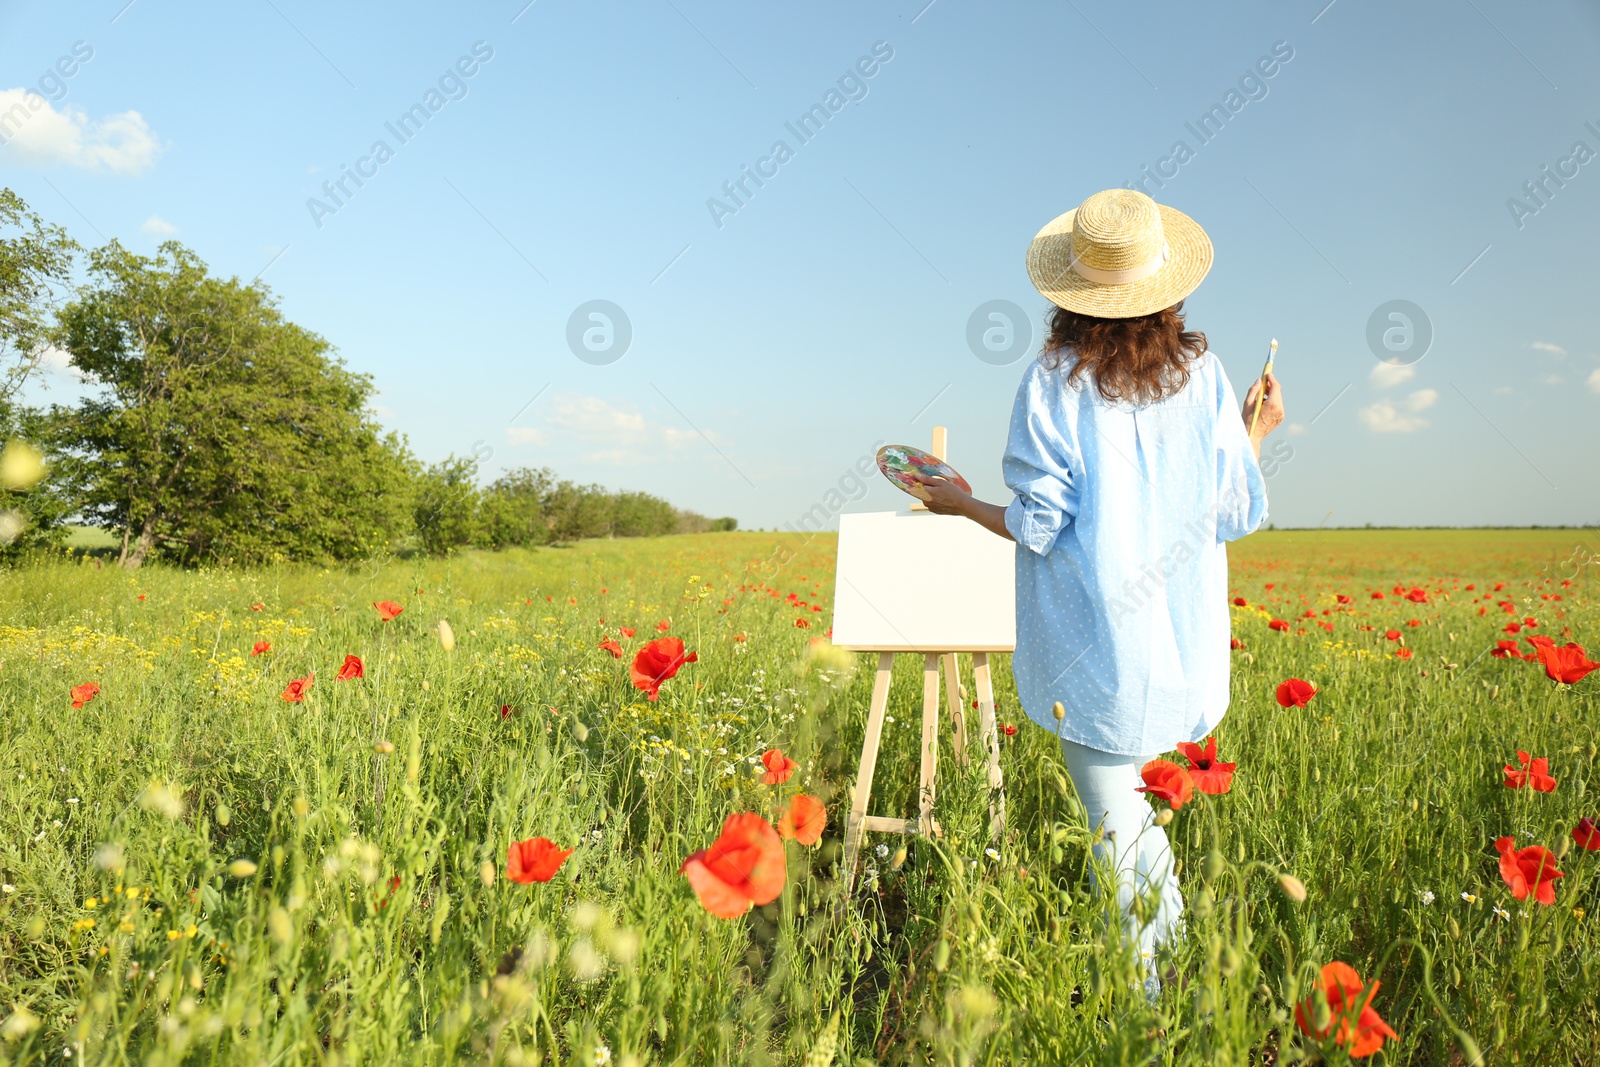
[1002, 351, 1269, 756]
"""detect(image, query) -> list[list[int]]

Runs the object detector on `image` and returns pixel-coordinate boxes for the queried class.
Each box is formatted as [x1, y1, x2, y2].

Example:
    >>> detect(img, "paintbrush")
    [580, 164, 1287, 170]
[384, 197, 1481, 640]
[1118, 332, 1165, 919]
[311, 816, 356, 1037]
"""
[1247, 338, 1277, 438]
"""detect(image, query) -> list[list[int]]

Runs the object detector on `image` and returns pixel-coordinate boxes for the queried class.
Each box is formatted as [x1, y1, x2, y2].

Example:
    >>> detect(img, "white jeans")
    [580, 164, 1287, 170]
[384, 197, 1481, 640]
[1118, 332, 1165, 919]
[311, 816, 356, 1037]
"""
[1059, 737, 1185, 979]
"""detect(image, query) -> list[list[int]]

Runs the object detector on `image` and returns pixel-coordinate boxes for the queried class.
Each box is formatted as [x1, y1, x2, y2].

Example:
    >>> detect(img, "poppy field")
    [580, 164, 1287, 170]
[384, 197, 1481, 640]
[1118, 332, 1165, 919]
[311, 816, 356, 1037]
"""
[1, 527, 1597, 1065]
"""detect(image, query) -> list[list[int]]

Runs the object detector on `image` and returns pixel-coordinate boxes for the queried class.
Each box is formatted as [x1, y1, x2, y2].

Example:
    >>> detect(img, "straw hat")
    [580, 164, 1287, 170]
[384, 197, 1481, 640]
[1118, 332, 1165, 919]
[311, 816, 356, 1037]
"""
[1025, 188, 1213, 319]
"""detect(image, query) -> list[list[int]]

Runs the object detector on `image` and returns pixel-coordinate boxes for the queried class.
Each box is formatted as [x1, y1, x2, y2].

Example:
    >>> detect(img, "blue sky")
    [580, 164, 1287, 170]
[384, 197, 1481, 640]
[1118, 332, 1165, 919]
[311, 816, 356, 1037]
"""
[4, 0, 1598, 530]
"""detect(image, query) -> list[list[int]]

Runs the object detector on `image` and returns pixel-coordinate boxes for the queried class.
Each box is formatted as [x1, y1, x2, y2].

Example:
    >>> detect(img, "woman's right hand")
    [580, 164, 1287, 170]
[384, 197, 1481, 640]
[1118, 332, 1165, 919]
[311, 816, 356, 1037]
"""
[1241, 372, 1285, 442]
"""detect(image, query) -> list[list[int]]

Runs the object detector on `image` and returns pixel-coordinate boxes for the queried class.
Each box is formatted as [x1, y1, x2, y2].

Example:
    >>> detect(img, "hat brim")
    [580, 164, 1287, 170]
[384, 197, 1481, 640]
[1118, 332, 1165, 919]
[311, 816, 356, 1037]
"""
[1026, 203, 1213, 319]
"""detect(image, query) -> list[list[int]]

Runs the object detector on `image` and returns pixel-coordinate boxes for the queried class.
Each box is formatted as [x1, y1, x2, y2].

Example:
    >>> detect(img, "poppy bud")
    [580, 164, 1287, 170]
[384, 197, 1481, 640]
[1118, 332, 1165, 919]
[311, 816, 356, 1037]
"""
[1192, 887, 1214, 921]
[1153, 808, 1174, 827]
[932, 939, 950, 972]
[373, 740, 395, 755]
[1051, 701, 1065, 721]
[1203, 849, 1225, 881]
[1220, 946, 1241, 977]
[1312, 994, 1332, 1032]
[1195, 987, 1214, 1015]
[479, 861, 496, 887]
[1556, 835, 1572, 859]
[227, 859, 258, 878]
[1456, 1031, 1485, 1066]
[890, 846, 907, 871]
[1086, 957, 1107, 997]
[215, 804, 231, 827]
[1277, 874, 1307, 903]
[572, 720, 590, 743]
[436, 620, 456, 652]
[1448, 917, 1460, 940]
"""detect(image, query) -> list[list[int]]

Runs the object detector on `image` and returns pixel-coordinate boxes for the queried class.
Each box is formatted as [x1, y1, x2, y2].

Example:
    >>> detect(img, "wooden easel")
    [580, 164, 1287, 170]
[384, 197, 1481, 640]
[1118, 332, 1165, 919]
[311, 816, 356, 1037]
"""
[838, 427, 1008, 890]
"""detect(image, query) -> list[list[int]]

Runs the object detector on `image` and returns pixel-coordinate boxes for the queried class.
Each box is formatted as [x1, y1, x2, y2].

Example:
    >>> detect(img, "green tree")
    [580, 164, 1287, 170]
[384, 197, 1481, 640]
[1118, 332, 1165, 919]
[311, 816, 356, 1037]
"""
[52, 241, 414, 568]
[413, 455, 484, 556]
[480, 466, 556, 549]
[0, 189, 77, 555]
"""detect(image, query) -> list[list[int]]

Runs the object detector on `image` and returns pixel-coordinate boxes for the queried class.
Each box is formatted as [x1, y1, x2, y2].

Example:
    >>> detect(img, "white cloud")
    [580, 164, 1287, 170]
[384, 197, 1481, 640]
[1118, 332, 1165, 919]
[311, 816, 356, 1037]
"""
[1530, 341, 1566, 356]
[1358, 390, 1435, 434]
[35, 344, 85, 380]
[1285, 422, 1307, 436]
[1406, 388, 1437, 412]
[1588, 368, 1600, 395]
[1537, 373, 1565, 387]
[505, 426, 545, 445]
[0, 88, 160, 174]
[1494, 385, 1515, 396]
[505, 392, 711, 462]
[139, 215, 177, 236]
[1368, 362, 1417, 389]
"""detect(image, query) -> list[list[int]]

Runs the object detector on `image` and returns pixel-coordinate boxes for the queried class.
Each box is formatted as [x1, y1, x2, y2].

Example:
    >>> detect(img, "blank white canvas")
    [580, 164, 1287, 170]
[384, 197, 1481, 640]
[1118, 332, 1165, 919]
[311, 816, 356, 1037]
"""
[830, 511, 1016, 651]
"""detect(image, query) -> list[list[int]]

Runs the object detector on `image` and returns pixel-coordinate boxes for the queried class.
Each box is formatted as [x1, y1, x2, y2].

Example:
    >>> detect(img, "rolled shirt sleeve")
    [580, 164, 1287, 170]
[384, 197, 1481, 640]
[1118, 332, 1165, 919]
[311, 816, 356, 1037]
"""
[1213, 356, 1269, 542]
[1002, 364, 1081, 556]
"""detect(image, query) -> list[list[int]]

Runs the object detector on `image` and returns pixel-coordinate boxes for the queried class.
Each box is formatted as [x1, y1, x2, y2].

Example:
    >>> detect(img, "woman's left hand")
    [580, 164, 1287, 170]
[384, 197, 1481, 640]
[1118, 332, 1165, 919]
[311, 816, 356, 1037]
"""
[911, 473, 972, 516]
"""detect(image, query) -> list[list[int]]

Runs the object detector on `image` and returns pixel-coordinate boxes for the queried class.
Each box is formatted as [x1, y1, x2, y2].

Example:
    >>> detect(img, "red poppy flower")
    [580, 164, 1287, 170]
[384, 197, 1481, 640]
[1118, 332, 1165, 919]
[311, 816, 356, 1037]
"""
[1135, 759, 1194, 810]
[1336, 594, 1352, 604]
[761, 748, 798, 784]
[1232, 597, 1247, 607]
[619, 626, 636, 638]
[282, 674, 313, 703]
[250, 603, 265, 612]
[1175, 737, 1236, 794]
[1525, 633, 1555, 651]
[506, 837, 573, 884]
[1275, 678, 1318, 708]
[655, 619, 670, 633]
[1268, 619, 1289, 632]
[1503, 751, 1556, 792]
[1532, 641, 1599, 685]
[598, 638, 623, 659]
[251, 641, 272, 656]
[794, 617, 811, 629]
[1404, 588, 1428, 603]
[777, 794, 827, 846]
[1384, 629, 1401, 641]
[1523, 616, 1538, 627]
[335, 654, 364, 681]
[680, 812, 787, 918]
[1230, 637, 1244, 650]
[734, 633, 747, 642]
[373, 601, 403, 621]
[70, 682, 100, 709]
[499, 704, 517, 720]
[1294, 961, 1399, 1058]
[1504, 622, 1522, 634]
[630, 637, 698, 701]
[1394, 648, 1413, 659]
[1495, 836, 1563, 905]
[1490, 640, 1526, 660]
[1002, 723, 1018, 736]
[1572, 817, 1600, 851]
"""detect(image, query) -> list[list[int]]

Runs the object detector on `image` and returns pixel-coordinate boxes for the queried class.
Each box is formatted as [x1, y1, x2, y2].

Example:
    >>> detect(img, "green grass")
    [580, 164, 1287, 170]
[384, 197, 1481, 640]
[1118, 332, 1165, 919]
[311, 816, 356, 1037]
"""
[61, 526, 118, 550]
[0, 528, 1596, 1065]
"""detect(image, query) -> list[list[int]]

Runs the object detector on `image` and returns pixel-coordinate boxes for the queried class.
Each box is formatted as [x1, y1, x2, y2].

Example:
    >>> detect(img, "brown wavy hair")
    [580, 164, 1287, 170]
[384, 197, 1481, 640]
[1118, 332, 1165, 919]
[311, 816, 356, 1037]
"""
[1040, 301, 1208, 405]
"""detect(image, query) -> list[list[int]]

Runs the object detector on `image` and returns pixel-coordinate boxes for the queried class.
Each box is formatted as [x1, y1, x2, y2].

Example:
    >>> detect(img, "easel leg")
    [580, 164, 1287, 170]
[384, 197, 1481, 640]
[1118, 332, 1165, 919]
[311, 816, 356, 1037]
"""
[973, 652, 1006, 839]
[941, 652, 967, 767]
[843, 652, 895, 892]
[918, 653, 941, 836]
